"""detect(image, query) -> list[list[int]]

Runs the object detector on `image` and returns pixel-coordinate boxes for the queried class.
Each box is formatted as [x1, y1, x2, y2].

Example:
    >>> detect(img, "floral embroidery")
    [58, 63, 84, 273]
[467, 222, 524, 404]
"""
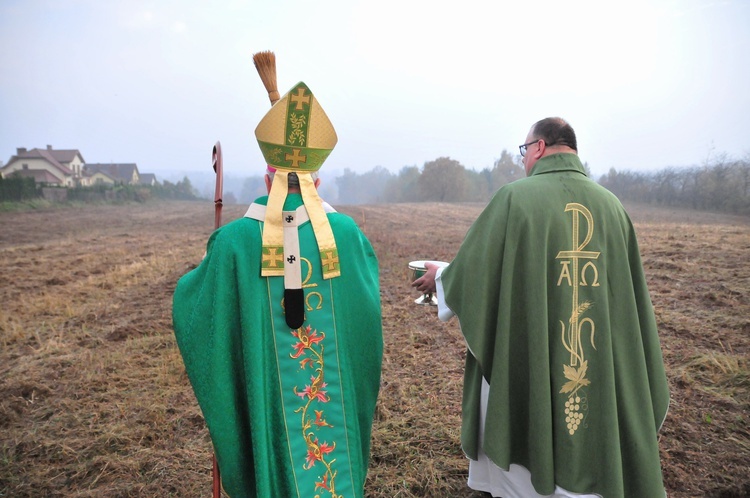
[297, 376, 329, 403]
[291, 325, 340, 497]
[291, 327, 324, 358]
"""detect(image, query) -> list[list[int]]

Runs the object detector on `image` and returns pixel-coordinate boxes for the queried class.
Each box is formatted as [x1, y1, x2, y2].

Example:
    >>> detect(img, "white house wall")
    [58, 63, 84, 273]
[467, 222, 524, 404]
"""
[68, 154, 84, 176]
[1, 158, 70, 185]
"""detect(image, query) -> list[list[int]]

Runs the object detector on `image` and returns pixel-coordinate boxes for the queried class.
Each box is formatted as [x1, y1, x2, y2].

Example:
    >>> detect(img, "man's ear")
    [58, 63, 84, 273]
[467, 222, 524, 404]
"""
[314, 178, 321, 189]
[265, 174, 272, 193]
[534, 140, 546, 158]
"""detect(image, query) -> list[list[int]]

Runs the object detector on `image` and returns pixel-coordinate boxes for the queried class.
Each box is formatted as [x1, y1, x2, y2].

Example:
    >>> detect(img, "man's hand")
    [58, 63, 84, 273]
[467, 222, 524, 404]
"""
[411, 262, 439, 294]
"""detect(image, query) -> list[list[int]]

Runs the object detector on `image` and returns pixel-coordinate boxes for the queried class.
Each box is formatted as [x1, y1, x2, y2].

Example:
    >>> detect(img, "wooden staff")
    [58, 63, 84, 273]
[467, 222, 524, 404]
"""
[211, 140, 223, 498]
[212, 141, 223, 230]
[212, 452, 221, 498]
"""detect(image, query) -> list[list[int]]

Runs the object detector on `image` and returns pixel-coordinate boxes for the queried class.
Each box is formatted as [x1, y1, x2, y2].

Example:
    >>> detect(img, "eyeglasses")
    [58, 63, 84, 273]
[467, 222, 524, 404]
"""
[519, 139, 541, 157]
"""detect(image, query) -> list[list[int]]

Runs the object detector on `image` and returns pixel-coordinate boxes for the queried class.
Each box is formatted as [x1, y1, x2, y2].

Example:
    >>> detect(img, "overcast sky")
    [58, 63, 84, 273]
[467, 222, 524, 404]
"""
[1, 0, 748, 181]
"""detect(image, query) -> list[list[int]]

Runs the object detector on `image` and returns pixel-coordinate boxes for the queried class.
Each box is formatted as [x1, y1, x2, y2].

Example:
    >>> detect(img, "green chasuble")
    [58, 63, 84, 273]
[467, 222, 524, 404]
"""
[441, 154, 670, 498]
[173, 194, 382, 498]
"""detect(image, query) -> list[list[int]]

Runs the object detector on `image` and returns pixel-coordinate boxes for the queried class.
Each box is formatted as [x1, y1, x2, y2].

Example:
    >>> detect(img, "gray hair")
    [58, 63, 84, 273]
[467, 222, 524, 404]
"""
[267, 171, 318, 188]
[531, 117, 578, 152]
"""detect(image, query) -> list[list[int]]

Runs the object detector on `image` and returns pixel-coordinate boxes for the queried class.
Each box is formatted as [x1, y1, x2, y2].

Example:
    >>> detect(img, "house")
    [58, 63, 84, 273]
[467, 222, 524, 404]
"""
[2, 146, 159, 188]
[8, 169, 62, 184]
[83, 163, 140, 185]
[85, 169, 119, 185]
[138, 173, 158, 186]
[0, 146, 85, 186]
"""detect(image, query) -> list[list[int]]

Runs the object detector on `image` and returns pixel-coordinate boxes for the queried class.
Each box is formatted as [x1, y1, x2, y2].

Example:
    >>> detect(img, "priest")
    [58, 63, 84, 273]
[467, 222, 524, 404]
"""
[413, 117, 670, 498]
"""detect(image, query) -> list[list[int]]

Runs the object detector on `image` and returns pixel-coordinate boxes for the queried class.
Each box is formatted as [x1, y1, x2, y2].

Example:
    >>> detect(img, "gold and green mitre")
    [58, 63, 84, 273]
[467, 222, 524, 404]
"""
[255, 81, 338, 173]
[254, 81, 340, 289]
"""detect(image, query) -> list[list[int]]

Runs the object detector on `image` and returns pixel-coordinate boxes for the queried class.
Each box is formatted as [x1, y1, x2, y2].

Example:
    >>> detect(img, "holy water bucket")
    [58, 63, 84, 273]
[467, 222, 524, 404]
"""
[408, 260, 449, 305]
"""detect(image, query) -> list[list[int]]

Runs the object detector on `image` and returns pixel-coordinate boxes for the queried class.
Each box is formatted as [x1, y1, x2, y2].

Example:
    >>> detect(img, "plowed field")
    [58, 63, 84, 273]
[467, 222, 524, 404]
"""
[1, 201, 748, 497]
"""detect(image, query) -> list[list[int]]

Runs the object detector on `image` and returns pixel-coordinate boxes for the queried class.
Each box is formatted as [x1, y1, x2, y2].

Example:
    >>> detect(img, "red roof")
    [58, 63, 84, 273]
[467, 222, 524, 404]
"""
[8, 168, 63, 184]
[6, 147, 78, 177]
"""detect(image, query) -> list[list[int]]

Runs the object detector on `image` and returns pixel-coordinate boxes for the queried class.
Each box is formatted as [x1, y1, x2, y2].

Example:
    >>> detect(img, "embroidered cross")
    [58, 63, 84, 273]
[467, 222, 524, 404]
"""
[263, 247, 284, 268]
[285, 148, 306, 167]
[285, 215, 294, 223]
[321, 250, 339, 271]
[290, 87, 311, 110]
[287, 255, 296, 264]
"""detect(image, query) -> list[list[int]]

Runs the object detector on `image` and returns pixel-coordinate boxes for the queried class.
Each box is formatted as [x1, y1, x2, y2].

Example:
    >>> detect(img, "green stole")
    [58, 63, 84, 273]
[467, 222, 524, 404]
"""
[249, 202, 356, 497]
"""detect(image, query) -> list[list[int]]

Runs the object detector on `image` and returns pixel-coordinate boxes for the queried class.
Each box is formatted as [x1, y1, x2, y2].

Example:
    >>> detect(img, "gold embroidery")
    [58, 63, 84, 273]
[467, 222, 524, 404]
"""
[556, 203, 600, 436]
[288, 113, 308, 145]
[306, 291, 324, 311]
[321, 250, 339, 272]
[580, 261, 600, 286]
[279, 258, 322, 318]
[557, 261, 572, 287]
[290, 87, 311, 110]
[300, 257, 318, 289]
[262, 146, 283, 164]
[263, 246, 284, 268]
[285, 148, 307, 167]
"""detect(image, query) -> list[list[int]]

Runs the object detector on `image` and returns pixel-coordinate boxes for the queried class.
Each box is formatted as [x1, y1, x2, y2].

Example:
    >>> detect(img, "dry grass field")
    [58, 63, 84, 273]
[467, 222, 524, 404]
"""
[0, 200, 748, 497]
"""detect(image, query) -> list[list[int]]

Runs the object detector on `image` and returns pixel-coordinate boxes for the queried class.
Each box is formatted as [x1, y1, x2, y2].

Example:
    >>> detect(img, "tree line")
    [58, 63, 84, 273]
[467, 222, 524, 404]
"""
[599, 155, 750, 215]
[335, 150, 528, 204]
[0, 175, 200, 204]
[231, 149, 749, 216]
[330, 151, 749, 216]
